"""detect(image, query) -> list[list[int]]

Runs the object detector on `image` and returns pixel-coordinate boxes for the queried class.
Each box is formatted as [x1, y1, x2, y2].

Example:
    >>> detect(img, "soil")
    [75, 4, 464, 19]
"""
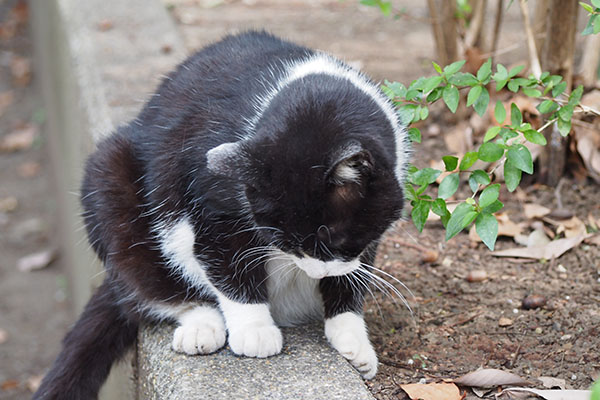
[0, 1, 70, 399]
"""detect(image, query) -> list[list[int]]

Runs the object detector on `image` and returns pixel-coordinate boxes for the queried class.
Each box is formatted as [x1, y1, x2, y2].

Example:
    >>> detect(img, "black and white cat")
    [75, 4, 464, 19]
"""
[34, 31, 408, 399]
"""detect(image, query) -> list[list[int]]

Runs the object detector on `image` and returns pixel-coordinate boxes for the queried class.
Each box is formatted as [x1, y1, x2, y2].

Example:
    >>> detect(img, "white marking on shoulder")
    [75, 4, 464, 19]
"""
[265, 253, 323, 327]
[158, 217, 211, 294]
[249, 53, 409, 185]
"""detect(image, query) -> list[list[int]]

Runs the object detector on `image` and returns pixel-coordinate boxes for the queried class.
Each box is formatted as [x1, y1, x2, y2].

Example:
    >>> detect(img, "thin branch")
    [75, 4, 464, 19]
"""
[490, 0, 504, 61]
[464, 0, 487, 49]
[518, 0, 542, 79]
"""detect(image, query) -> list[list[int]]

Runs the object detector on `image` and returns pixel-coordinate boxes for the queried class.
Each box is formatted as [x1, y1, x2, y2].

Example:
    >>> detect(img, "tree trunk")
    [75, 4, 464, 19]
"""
[580, 33, 600, 87]
[538, 0, 578, 187]
[533, 0, 550, 57]
[427, 0, 458, 66]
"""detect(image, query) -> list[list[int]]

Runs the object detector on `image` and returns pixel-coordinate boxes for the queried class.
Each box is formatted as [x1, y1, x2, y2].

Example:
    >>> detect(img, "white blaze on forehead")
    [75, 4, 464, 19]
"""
[250, 53, 409, 186]
[291, 254, 361, 279]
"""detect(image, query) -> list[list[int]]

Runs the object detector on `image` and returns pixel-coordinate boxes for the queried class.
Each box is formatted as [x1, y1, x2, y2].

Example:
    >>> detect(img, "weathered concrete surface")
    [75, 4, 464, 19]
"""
[32, 0, 375, 398]
[138, 323, 375, 400]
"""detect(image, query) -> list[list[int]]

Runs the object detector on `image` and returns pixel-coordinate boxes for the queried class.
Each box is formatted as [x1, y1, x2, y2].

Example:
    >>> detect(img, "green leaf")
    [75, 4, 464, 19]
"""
[443, 60, 466, 76]
[382, 80, 407, 99]
[481, 199, 504, 214]
[478, 142, 504, 162]
[476, 213, 498, 250]
[507, 79, 520, 92]
[522, 88, 542, 98]
[581, 2, 595, 13]
[448, 72, 479, 86]
[492, 64, 508, 82]
[479, 183, 500, 208]
[592, 0, 600, 8]
[508, 65, 525, 77]
[426, 87, 443, 102]
[405, 89, 421, 101]
[476, 58, 492, 82]
[397, 104, 417, 125]
[432, 61, 443, 74]
[438, 173, 460, 199]
[422, 76, 444, 94]
[583, 14, 598, 35]
[510, 103, 523, 127]
[523, 129, 547, 145]
[442, 155, 459, 171]
[483, 126, 501, 143]
[494, 100, 506, 124]
[557, 118, 572, 136]
[504, 160, 522, 192]
[442, 85, 460, 113]
[590, 378, 600, 400]
[432, 198, 451, 227]
[594, 13, 600, 33]
[411, 200, 431, 233]
[445, 202, 478, 241]
[569, 85, 584, 106]
[467, 85, 482, 106]
[506, 144, 534, 174]
[410, 167, 442, 185]
[420, 106, 429, 120]
[468, 169, 491, 193]
[459, 151, 479, 170]
[499, 127, 519, 142]
[537, 99, 559, 114]
[408, 127, 421, 143]
[552, 81, 567, 97]
[473, 87, 490, 117]
[558, 105, 574, 121]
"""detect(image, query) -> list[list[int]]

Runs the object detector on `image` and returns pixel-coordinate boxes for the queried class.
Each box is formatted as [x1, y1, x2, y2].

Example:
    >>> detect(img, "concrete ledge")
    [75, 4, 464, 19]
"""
[32, 0, 374, 398]
[138, 324, 374, 400]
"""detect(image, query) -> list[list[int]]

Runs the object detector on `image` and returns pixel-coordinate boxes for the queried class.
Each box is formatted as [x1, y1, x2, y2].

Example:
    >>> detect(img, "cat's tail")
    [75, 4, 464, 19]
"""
[33, 278, 139, 400]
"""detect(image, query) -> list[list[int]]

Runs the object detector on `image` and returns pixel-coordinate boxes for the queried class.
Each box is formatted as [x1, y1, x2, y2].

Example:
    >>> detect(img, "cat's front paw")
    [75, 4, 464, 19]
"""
[172, 306, 226, 355]
[325, 312, 378, 379]
[228, 324, 283, 358]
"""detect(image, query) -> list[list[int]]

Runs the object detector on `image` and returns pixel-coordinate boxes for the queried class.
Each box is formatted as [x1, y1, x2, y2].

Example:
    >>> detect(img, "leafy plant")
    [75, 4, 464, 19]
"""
[381, 57, 587, 251]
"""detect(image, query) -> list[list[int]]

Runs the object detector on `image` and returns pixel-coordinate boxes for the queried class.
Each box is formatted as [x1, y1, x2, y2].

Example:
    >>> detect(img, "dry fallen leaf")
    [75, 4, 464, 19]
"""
[0, 124, 38, 153]
[492, 234, 590, 260]
[1, 379, 19, 390]
[469, 213, 522, 243]
[585, 234, 600, 246]
[26, 375, 43, 393]
[524, 203, 551, 219]
[538, 376, 566, 390]
[453, 368, 529, 388]
[400, 382, 461, 400]
[17, 249, 57, 272]
[575, 127, 600, 183]
[497, 387, 590, 400]
[556, 216, 587, 238]
[498, 317, 513, 327]
[0, 196, 18, 213]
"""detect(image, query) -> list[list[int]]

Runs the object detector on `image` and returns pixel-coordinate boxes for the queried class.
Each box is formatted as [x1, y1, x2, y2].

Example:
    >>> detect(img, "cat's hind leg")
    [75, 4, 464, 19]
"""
[171, 305, 227, 355]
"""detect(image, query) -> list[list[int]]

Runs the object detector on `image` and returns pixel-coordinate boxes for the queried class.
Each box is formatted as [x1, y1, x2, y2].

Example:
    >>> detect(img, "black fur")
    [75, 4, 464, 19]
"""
[34, 31, 405, 399]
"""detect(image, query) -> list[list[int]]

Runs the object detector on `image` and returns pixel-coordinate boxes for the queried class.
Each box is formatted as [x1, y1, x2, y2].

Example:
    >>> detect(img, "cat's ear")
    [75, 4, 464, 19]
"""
[206, 142, 250, 179]
[328, 141, 373, 186]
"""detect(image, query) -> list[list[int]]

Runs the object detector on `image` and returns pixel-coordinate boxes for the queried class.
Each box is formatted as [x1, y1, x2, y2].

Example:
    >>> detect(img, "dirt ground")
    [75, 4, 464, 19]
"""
[0, 1, 598, 399]
[0, 1, 71, 399]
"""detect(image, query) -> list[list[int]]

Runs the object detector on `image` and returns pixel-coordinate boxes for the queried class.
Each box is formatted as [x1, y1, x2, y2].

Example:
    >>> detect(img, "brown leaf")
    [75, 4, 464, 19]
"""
[17, 249, 57, 272]
[497, 387, 591, 400]
[498, 317, 513, 327]
[1, 380, 19, 391]
[585, 234, 600, 246]
[538, 376, 566, 390]
[17, 161, 41, 178]
[0, 91, 14, 118]
[453, 368, 529, 388]
[0, 124, 38, 153]
[492, 234, 589, 259]
[10, 55, 31, 87]
[400, 382, 461, 400]
[523, 203, 551, 219]
[469, 213, 522, 243]
[26, 375, 43, 393]
[444, 121, 473, 154]
[556, 216, 587, 238]
[0, 196, 18, 213]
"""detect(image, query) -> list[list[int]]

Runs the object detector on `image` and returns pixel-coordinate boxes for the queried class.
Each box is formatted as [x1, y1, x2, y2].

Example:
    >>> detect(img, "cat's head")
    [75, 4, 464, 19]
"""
[206, 75, 405, 279]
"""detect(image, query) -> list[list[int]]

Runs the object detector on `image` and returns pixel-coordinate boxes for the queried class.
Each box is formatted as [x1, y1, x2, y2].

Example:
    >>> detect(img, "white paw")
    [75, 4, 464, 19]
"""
[325, 312, 378, 379]
[228, 324, 283, 358]
[171, 306, 226, 355]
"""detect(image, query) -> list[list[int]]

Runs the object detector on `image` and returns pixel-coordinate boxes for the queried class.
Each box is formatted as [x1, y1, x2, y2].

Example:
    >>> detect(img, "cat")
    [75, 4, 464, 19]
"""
[33, 31, 408, 399]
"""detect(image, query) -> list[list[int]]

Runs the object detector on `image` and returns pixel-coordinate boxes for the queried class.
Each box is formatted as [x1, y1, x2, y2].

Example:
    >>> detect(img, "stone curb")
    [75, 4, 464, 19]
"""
[31, 0, 375, 398]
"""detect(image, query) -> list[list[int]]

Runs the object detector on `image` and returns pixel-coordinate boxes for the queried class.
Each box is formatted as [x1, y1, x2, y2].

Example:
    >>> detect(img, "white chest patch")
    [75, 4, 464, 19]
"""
[265, 255, 323, 327]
